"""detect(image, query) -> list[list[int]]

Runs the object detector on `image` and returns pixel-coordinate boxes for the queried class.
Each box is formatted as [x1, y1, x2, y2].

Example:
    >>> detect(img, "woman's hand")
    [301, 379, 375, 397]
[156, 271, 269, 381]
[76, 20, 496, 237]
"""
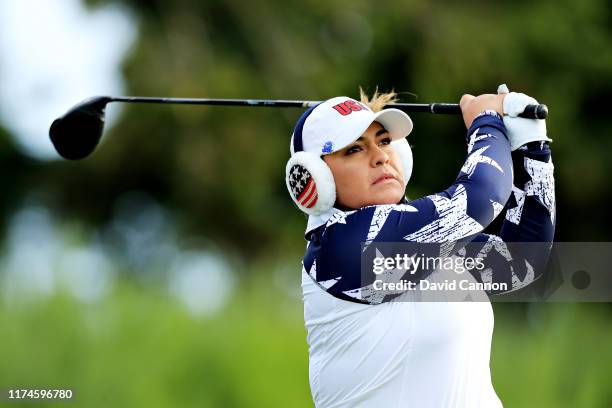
[501, 91, 551, 150]
[459, 93, 505, 129]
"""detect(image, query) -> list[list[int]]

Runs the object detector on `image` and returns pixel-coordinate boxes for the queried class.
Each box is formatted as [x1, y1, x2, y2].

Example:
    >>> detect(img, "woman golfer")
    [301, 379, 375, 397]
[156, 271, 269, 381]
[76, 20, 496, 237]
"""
[285, 87, 555, 407]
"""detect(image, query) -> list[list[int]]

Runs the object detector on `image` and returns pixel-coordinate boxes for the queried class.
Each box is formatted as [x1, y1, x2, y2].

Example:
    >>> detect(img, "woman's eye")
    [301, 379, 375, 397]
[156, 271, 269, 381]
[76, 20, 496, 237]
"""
[346, 145, 362, 155]
[379, 137, 392, 146]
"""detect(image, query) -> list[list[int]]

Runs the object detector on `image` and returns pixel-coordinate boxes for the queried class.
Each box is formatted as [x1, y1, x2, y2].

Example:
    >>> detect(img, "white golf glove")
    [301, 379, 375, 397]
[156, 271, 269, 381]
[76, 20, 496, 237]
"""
[497, 84, 552, 151]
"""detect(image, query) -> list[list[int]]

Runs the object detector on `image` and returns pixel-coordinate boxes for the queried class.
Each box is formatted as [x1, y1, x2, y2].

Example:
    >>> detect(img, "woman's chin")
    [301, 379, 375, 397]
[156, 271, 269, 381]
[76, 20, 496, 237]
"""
[368, 184, 405, 205]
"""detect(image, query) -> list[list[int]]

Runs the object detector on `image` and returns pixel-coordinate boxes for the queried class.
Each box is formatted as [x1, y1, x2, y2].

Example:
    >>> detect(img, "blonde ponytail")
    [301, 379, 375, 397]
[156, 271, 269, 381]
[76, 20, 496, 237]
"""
[359, 86, 398, 112]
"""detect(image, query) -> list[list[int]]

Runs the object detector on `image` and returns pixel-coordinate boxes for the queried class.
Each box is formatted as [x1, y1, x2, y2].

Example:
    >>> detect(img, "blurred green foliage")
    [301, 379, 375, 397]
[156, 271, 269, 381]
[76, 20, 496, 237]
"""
[0, 275, 310, 408]
[1, 277, 611, 407]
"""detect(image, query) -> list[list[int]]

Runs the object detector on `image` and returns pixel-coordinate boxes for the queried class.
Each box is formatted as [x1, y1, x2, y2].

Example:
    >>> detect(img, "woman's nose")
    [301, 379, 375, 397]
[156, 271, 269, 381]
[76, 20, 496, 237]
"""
[370, 144, 390, 167]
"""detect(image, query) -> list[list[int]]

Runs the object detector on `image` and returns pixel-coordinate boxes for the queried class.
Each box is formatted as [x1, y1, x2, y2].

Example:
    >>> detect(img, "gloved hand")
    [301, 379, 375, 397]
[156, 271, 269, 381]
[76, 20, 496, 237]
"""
[497, 84, 552, 151]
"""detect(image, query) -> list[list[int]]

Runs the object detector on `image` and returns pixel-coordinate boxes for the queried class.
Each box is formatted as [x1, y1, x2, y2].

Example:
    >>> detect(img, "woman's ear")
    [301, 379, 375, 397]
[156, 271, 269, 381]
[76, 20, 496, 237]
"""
[286, 152, 337, 215]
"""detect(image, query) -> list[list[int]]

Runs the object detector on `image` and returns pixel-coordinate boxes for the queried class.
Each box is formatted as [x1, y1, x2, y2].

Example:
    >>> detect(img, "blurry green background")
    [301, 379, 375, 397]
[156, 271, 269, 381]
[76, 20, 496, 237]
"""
[1, 0, 611, 406]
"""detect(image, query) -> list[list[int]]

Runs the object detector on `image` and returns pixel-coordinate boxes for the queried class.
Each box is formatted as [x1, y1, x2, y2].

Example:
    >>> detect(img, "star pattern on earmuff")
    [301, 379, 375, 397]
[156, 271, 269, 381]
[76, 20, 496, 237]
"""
[288, 164, 318, 208]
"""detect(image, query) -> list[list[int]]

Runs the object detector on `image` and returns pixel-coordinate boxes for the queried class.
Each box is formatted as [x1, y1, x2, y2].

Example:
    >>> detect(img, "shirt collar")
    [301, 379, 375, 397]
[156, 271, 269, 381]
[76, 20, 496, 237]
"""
[303, 196, 410, 240]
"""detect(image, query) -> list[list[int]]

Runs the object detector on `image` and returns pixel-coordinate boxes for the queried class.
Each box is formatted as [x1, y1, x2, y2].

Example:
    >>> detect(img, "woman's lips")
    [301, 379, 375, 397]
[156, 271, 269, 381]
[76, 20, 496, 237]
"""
[373, 173, 398, 185]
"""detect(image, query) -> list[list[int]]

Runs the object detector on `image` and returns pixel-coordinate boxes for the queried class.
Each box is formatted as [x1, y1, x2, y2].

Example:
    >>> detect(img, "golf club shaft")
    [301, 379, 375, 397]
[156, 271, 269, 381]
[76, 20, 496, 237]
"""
[108, 96, 547, 119]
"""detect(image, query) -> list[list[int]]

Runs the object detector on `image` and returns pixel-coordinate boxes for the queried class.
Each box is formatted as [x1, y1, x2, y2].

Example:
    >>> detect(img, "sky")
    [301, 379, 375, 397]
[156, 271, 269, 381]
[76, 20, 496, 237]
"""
[0, 0, 137, 160]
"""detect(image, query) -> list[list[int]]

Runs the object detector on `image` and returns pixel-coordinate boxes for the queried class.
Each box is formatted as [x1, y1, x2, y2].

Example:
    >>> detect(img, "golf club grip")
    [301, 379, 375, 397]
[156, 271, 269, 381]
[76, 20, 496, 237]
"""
[391, 103, 548, 119]
[517, 104, 548, 120]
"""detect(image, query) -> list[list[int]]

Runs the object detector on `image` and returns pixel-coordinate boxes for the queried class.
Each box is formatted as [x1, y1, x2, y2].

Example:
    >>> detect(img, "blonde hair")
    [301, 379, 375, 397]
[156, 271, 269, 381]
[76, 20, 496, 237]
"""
[359, 86, 398, 112]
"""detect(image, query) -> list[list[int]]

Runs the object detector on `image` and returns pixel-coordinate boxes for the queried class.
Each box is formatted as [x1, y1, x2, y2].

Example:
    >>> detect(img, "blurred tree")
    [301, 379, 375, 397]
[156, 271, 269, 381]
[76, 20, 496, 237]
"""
[0, 125, 39, 242]
[7, 0, 612, 263]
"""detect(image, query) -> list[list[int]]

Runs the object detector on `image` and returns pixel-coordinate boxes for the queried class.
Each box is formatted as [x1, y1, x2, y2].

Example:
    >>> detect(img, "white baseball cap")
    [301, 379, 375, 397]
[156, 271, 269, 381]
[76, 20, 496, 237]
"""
[290, 96, 413, 155]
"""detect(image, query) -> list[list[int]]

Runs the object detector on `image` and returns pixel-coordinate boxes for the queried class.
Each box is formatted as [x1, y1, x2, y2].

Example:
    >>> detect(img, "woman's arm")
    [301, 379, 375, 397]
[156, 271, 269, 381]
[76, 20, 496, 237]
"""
[398, 111, 513, 242]
[463, 141, 555, 294]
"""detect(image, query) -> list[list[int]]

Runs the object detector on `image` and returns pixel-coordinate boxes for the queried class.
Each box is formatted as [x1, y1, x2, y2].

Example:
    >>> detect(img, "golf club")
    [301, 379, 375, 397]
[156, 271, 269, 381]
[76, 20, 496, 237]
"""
[49, 95, 549, 160]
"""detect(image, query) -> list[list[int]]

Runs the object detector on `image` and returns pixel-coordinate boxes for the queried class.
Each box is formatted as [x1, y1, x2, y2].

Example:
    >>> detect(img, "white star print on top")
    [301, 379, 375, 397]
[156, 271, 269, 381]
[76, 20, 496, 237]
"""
[403, 184, 483, 243]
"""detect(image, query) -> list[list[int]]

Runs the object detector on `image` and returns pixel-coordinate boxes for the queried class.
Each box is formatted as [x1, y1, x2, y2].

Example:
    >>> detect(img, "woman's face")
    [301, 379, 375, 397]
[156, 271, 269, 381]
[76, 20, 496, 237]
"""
[323, 121, 405, 209]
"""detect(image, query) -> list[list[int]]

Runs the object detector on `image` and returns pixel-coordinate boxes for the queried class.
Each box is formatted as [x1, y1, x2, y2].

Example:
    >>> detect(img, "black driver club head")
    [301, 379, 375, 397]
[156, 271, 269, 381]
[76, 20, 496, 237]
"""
[49, 96, 112, 160]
